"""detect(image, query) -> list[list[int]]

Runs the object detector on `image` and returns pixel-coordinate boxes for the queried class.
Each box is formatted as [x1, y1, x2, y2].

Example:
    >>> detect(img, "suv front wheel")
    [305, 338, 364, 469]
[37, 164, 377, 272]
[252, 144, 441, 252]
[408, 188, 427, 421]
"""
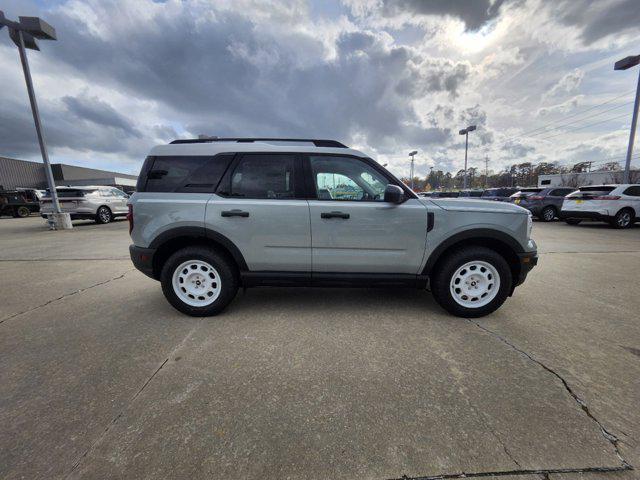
[431, 246, 512, 318]
[160, 246, 239, 316]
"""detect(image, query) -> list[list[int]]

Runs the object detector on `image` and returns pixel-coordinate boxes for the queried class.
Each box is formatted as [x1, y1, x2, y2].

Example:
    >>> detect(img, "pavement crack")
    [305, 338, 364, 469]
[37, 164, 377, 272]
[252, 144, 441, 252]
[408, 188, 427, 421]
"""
[64, 324, 202, 479]
[395, 464, 629, 479]
[0, 269, 135, 325]
[465, 319, 633, 472]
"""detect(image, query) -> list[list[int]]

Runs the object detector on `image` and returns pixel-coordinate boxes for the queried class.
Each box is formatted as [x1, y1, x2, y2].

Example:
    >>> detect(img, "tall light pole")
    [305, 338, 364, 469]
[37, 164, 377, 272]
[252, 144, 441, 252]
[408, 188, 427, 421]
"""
[408, 150, 417, 190]
[0, 11, 71, 229]
[459, 125, 476, 189]
[615, 54, 640, 184]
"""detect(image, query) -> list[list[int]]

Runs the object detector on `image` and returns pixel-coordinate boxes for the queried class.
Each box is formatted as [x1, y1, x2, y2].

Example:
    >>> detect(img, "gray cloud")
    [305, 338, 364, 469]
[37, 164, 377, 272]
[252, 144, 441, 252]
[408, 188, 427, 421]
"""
[62, 94, 141, 137]
[377, 0, 507, 31]
[23, 8, 454, 155]
[556, 0, 640, 44]
[0, 96, 147, 159]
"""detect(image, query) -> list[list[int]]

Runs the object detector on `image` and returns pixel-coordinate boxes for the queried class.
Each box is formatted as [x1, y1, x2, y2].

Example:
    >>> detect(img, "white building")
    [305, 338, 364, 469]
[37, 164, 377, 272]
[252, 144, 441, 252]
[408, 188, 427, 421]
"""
[538, 169, 640, 188]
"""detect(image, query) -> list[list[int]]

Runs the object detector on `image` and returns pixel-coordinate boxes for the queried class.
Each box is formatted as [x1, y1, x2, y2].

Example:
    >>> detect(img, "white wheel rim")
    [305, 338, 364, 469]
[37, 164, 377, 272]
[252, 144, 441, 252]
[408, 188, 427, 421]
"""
[450, 260, 501, 309]
[172, 260, 221, 307]
[543, 208, 554, 220]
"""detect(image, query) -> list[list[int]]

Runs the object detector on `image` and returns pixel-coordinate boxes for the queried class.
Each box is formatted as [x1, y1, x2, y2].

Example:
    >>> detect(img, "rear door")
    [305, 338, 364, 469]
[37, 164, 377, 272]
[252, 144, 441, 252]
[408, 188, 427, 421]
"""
[205, 153, 311, 272]
[305, 154, 428, 274]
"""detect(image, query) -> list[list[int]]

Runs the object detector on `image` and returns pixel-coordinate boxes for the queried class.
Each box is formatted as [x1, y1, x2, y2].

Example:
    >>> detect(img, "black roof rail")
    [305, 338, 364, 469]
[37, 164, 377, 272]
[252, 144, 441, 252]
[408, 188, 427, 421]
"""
[169, 137, 348, 148]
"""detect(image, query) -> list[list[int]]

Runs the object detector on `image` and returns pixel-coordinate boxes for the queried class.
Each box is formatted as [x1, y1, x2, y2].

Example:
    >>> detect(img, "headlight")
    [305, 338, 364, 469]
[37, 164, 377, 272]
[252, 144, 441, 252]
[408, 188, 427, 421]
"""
[527, 213, 533, 239]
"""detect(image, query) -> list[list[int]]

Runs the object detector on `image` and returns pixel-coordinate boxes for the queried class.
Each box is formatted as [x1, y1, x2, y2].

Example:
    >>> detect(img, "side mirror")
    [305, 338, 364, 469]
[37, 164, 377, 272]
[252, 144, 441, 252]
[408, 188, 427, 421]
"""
[384, 184, 404, 204]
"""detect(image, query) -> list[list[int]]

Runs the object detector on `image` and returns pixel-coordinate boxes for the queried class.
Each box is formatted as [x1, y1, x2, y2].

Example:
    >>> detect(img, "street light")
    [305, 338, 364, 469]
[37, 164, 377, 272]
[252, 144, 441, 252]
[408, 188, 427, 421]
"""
[459, 125, 476, 189]
[0, 11, 71, 229]
[615, 54, 640, 184]
[408, 150, 418, 190]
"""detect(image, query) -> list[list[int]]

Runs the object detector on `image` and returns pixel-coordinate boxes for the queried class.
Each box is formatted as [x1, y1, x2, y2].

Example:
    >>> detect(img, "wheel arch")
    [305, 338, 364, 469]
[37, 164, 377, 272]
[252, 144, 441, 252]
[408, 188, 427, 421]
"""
[149, 227, 248, 279]
[615, 205, 636, 217]
[423, 229, 524, 283]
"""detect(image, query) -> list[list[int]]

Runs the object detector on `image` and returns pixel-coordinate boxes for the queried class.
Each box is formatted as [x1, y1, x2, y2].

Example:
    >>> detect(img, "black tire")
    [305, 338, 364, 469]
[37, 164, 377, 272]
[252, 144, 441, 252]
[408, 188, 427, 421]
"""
[95, 206, 113, 224]
[431, 246, 512, 318]
[160, 246, 239, 317]
[610, 208, 634, 229]
[15, 206, 31, 218]
[539, 206, 556, 222]
[564, 218, 582, 225]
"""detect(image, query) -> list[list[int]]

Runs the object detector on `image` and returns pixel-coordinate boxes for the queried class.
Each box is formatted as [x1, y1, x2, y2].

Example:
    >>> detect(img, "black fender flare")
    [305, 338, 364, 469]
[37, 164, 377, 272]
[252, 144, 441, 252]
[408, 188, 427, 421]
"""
[422, 228, 524, 275]
[148, 226, 248, 271]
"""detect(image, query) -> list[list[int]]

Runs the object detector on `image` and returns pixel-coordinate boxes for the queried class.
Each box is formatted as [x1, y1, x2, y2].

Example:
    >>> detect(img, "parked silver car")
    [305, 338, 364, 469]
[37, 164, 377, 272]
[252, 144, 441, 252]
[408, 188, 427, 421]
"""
[40, 186, 129, 224]
[128, 138, 537, 318]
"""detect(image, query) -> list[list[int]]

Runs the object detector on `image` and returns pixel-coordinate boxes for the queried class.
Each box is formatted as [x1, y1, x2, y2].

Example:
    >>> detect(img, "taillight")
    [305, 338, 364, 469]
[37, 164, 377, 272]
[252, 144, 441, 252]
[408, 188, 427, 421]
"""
[126, 204, 133, 234]
[593, 196, 621, 200]
[529, 195, 543, 200]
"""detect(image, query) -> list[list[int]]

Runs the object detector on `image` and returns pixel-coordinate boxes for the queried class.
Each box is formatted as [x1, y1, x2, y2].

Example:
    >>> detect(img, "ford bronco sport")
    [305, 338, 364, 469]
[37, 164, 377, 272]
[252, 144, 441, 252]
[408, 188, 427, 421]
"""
[128, 138, 537, 318]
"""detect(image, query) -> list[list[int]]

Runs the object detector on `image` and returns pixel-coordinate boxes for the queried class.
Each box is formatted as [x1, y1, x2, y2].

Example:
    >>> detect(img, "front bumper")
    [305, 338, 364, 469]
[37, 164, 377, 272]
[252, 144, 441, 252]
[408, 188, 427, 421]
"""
[515, 251, 538, 288]
[129, 244, 157, 279]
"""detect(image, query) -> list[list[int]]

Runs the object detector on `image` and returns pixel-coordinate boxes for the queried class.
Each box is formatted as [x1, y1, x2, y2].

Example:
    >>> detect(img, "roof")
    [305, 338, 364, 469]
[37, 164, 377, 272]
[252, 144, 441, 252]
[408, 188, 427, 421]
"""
[150, 139, 368, 158]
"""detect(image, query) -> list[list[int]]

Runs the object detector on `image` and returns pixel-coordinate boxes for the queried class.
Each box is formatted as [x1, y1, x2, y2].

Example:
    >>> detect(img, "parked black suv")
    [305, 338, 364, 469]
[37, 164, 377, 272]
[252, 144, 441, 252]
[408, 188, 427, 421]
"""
[509, 187, 575, 221]
[0, 189, 40, 218]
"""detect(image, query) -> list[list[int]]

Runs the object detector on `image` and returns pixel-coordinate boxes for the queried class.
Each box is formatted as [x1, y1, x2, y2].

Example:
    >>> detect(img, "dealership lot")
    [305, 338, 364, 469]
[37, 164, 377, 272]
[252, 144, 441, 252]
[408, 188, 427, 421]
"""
[1, 217, 639, 480]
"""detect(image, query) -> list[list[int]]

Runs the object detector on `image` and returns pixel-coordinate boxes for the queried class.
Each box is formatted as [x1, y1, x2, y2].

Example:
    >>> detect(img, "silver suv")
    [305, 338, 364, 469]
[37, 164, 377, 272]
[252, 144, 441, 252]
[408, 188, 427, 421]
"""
[128, 138, 537, 318]
[41, 186, 130, 224]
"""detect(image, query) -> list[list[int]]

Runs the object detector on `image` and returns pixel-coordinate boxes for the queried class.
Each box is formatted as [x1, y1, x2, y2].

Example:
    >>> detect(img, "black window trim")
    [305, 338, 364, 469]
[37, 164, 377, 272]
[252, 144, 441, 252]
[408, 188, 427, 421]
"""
[215, 152, 305, 200]
[301, 153, 417, 201]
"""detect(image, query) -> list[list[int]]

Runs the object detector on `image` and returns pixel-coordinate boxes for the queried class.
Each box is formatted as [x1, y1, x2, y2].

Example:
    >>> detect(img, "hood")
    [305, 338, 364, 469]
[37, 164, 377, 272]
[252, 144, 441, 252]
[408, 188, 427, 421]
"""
[423, 197, 528, 214]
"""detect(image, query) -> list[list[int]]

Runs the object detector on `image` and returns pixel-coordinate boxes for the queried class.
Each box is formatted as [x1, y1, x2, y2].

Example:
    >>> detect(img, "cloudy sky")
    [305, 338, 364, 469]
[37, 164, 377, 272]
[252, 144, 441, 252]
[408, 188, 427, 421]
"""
[1, 0, 639, 177]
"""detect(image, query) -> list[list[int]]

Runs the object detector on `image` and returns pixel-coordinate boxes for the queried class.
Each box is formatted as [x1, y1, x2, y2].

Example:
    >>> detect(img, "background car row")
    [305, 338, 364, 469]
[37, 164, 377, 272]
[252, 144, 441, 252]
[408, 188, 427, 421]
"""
[419, 184, 640, 229]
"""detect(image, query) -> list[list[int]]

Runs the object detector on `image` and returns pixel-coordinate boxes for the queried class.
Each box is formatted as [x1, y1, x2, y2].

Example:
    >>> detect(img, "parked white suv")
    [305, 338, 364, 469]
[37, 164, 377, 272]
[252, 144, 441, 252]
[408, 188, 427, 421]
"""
[40, 186, 130, 224]
[561, 184, 640, 228]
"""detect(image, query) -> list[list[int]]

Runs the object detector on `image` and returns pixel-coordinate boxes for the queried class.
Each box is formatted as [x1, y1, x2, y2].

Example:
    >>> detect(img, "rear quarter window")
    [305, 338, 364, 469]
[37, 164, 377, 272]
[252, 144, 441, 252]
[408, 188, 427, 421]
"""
[140, 154, 234, 193]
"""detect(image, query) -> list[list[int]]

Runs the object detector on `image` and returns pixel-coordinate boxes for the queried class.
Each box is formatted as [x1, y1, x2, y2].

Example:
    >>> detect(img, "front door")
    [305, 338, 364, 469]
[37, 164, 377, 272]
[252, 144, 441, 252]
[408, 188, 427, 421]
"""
[306, 155, 428, 274]
[205, 153, 311, 272]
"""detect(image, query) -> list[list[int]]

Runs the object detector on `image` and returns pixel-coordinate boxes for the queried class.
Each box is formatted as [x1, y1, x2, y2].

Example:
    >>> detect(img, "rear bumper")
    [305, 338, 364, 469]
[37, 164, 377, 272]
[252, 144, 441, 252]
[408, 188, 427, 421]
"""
[560, 210, 610, 221]
[129, 244, 157, 279]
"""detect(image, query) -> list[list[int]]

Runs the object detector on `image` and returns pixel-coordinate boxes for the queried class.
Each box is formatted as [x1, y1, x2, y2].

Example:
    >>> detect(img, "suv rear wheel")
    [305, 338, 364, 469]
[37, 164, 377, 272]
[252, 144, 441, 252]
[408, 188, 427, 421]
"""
[431, 246, 512, 318]
[14, 206, 31, 218]
[540, 206, 556, 222]
[610, 208, 634, 229]
[160, 246, 238, 316]
[95, 206, 113, 224]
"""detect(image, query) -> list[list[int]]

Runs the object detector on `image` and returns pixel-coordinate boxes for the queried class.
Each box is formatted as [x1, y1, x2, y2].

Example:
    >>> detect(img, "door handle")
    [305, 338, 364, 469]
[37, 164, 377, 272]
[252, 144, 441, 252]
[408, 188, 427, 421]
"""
[321, 211, 350, 219]
[221, 210, 249, 218]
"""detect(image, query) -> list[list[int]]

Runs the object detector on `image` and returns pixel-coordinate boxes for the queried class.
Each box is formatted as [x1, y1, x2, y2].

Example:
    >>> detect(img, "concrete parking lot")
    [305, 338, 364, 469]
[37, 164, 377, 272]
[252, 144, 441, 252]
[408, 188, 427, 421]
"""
[1, 216, 639, 480]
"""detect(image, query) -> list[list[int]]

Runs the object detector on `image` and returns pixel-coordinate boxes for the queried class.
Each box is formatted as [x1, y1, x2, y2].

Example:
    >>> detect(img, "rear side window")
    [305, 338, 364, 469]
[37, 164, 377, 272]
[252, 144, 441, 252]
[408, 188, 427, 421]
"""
[45, 189, 93, 198]
[570, 186, 615, 198]
[229, 154, 296, 199]
[550, 188, 573, 196]
[623, 186, 640, 196]
[141, 155, 234, 193]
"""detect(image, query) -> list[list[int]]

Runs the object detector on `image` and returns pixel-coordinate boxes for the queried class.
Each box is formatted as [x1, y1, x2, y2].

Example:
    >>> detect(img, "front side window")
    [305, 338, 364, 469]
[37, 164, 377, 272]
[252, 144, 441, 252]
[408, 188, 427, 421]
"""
[310, 156, 388, 201]
[230, 154, 296, 199]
